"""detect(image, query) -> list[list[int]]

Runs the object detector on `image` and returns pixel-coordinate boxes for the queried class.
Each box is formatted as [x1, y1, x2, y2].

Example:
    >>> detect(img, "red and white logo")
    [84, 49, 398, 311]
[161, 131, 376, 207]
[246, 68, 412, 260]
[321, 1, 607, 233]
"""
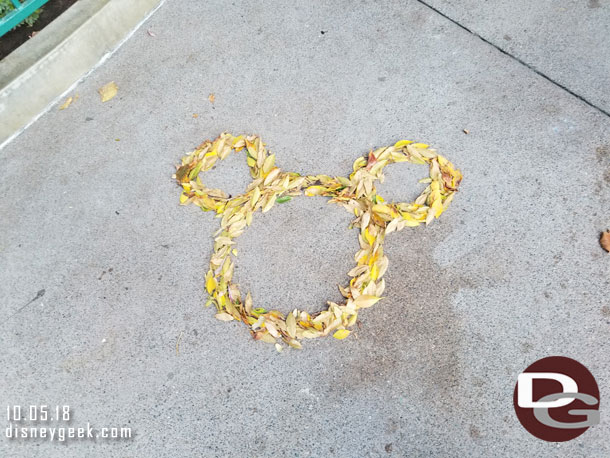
[513, 356, 600, 442]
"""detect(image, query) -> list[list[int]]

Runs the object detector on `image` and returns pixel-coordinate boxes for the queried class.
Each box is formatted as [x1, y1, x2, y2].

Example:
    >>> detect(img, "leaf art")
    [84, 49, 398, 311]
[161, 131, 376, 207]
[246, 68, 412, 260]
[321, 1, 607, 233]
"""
[173, 133, 462, 349]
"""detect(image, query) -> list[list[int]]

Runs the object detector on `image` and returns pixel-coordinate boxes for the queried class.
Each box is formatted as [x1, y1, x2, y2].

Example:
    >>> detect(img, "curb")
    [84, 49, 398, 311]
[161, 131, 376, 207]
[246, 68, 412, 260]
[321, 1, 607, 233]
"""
[0, 0, 163, 148]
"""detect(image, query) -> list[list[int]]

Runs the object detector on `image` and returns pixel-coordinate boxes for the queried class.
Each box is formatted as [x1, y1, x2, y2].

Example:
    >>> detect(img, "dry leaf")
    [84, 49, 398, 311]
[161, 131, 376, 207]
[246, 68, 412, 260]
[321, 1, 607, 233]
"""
[354, 295, 381, 309]
[333, 329, 350, 340]
[147, 29, 156, 37]
[601, 230, 610, 252]
[286, 312, 297, 338]
[59, 96, 74, 110]
[208, 93, 215, 104]
[98, 82, 118, 102]
[215, 312, 234, 321]
[193, 113, 198, 118]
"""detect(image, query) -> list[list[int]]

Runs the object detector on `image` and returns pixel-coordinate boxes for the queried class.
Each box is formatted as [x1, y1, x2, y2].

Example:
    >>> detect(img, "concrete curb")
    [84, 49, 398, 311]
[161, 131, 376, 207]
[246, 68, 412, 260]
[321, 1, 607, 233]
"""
[0, 0, 163, 148]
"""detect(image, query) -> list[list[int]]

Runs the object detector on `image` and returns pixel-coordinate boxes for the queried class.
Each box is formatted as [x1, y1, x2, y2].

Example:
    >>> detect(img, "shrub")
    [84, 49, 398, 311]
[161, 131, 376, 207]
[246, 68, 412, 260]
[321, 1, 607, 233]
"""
[0, 0, 42, 29]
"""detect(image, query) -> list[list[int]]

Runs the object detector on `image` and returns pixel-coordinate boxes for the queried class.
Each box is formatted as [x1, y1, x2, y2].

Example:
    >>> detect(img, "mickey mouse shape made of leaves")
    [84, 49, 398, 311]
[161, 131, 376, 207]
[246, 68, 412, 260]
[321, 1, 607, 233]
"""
[174, 133, 462, 349]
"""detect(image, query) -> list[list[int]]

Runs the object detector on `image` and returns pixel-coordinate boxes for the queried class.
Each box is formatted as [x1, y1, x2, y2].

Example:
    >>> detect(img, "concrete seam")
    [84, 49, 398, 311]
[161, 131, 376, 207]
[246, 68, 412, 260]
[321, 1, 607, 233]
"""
[415, 0, 610, 119]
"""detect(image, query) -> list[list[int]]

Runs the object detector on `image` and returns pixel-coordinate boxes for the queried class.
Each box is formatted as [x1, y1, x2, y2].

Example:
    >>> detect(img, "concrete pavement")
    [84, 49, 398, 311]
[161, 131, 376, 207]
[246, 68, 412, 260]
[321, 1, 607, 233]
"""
[1, 0, 609, 456]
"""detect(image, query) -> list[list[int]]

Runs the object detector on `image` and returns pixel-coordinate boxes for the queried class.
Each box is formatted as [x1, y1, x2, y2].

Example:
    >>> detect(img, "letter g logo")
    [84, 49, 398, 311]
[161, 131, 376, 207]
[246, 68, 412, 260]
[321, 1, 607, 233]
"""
[513, 357, 600, 442]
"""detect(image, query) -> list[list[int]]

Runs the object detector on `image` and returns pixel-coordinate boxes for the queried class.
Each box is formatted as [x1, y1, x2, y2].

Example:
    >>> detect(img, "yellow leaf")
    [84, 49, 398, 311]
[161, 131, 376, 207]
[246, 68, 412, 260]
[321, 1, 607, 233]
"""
[372, 204, 392, 214]
[305, 185, 325, 196]
[352, 157, 367, 171]
[394, 140, 413, 148]
[208, 93, 215, 103]
[206, 275, 217, 294]
[412, 142, 429, 148]
[333, 329, 351, 340]
[250, 186, 261, 207]
[59, 96, 74, 110]
[263, 168, 280, 185]
[179, 193, 188, 204]
[354, 295, 381, 308]
[262, 154, 275, 174]
[431, 198, 443, 217]
[262, 194, 276, 212]
[98, 81, 118, 102]
[364, 227, 375, 246]
[370, 263, 379, 281]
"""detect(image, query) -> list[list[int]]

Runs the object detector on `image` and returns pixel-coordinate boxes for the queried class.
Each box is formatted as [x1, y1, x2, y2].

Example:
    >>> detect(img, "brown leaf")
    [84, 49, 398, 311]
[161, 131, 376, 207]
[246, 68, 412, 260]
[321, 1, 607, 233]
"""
[601, 230, 610, 252]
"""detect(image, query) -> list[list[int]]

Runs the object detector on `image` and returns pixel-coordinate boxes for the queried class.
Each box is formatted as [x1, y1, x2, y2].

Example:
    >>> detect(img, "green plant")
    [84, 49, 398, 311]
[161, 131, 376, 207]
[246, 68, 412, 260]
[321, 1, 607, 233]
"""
[0, 0, 42, 29]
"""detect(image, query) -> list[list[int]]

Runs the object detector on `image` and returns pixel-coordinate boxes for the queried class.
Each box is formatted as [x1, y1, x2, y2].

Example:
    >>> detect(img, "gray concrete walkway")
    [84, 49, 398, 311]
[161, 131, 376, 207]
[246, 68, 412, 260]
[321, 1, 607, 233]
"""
[1, 1, 609, 456]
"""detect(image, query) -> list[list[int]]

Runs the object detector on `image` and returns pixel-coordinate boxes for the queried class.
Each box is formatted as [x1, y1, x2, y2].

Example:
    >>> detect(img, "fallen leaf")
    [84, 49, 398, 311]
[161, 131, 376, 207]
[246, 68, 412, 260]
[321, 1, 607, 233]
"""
[208, 93, 215, 104]
[333, 329, 350, 340]
[59, 97, 73, 110]
[276, 196, 292, 204]
[215, 312, 234, 321]
[286, 311, 297, 338]
[193, 113, 198, 118]
[147, 29, 156, 37]
[98, 81, 118, 102]
[354, 295, 381, 308]
[463, 129, 469, 134]
[601, 230, 610, 252]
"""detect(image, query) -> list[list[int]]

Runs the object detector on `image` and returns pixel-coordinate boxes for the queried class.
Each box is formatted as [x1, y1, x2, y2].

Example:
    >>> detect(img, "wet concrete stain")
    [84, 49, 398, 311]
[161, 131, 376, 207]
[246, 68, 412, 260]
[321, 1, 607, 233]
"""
[594, 145, 609, 197]
[588, 0, 601, 9]
[334, 224, 479, 411]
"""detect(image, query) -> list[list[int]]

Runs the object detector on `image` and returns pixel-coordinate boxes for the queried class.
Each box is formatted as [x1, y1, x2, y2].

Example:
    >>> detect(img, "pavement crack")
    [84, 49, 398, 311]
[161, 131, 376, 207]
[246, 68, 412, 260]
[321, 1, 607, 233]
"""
[8, 288, 45, 319]
[415, 0, 610, 119]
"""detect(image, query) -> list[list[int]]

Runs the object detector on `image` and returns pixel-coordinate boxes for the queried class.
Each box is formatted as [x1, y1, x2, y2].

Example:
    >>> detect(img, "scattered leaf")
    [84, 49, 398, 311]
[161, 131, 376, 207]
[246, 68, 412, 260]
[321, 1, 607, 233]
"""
[333, 329, 351, 340]
[98, 81, 118, 102]
[208, 93, 215, 104]
[601, 230, 610, 252]
[276, 196, 292, 204]
[59, 96, 75, 110]
[147, 29, 156, 37]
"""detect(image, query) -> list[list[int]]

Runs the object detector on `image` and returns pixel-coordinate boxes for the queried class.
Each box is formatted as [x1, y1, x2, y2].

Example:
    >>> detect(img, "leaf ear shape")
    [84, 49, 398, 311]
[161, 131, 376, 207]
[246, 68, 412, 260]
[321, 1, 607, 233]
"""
[175, 133, 281, 213]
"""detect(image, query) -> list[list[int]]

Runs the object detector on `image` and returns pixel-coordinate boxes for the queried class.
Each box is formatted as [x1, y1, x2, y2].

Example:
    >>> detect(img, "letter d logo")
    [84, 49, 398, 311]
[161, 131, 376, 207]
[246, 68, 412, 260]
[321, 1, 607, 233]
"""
[517, 372, 577, 408]
[513, 356, 600, 442]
